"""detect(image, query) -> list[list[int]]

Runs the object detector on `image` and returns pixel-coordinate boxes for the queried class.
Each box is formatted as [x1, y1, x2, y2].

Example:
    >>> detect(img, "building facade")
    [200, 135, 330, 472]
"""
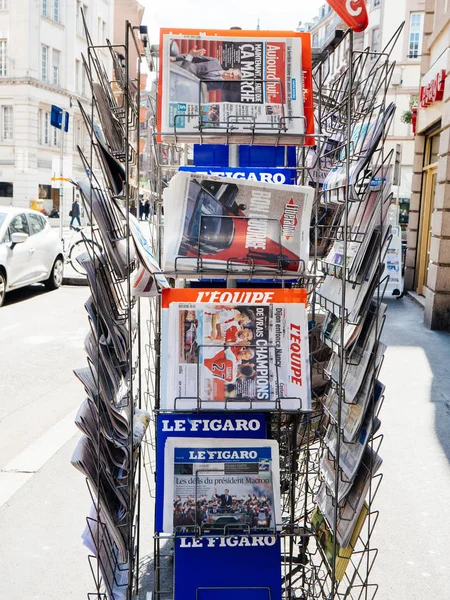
[365, 0, 425, 238]
[305, 2, 424, 240]
[405, 0, 450, 329]
[0, 0, 114, 220]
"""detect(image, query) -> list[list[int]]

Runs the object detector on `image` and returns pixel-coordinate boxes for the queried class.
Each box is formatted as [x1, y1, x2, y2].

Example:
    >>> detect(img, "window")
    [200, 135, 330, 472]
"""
[28, 213, 46, 236]
[0, 1, 8, 9]
[9, 213, 29, 236]
[81, 67, 86, 95]
[74, 119, 85, 151]
[312, 33, 319, 47]
[0, 181, 13, 198]
[53, 126, 59, 147]
[75, 59, 80, 93]
[41, 45, 48, 81]
[2, 106, 13, 140]
[43, 111, 50, 144]
[0, 40, 7, 77]
[371, 27, 380, 58]
[52, 49, 60, 86]
[77, 4, 88, 37]
[408, 13, 424, 58]
[76, 1, 82, 34]
[42, 0, 48, 17]
[53, 0, 60, 22]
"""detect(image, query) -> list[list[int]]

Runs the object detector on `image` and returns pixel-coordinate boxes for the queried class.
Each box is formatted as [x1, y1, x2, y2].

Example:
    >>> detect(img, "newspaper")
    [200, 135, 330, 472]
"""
[325, 413, 381, 483]
[73, 365, 130, 440]
[317, 446, 382, 547]
[71, 435, 129, 561]
[310, 202, 344, 258]
[163, 437, 281, 534]
[163, 172, 314, 273]
[311, 503, 368, 582]
[82, 503, 129, 600]
[318, 231, 389, 324]
[159, 31, 313, 144]
[126, 213, 169, 296]
[161, 288, 311, 411]
[322, 103, 395, 201]
[326, 303, 386, 403]
[322, 182, 392, 283]
[322, 354, 385, 444]
[84, 295, 131, 365]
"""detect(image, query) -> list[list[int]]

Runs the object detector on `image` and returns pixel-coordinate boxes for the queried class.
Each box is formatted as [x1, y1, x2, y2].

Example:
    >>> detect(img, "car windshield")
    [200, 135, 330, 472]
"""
[189, 190, 235, 252]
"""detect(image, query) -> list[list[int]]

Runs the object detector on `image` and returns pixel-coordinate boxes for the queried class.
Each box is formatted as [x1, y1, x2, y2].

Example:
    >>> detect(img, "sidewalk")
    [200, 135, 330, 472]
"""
[372, 295, 450, 599]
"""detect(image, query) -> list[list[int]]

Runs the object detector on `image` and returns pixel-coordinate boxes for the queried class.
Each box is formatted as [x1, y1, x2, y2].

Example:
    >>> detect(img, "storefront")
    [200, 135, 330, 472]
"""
[406, 36, 450, 329]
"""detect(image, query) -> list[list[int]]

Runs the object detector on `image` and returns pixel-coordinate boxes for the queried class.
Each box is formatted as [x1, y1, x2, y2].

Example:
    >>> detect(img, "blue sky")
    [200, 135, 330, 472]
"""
[140, 0, 326, 43]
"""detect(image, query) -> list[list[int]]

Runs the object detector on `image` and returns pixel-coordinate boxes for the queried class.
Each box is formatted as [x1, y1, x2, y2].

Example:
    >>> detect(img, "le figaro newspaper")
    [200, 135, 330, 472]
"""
[161, 288, 311, 412]
[163, 172, 314, 273]
[158, 28, 314, 144]
[163, 437, 281, 534]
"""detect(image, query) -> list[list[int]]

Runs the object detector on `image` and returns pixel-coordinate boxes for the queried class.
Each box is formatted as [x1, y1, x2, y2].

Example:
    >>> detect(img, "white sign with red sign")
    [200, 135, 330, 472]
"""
[419, 49, 448, 109]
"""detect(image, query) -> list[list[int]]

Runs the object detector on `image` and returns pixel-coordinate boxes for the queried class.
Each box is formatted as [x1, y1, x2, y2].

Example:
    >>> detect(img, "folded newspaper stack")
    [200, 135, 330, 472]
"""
[163, 438, 281, 534]
[161, 288, 311, 412]
[163, 172, 314, 275]
[158, 31, 314, 145]
[322, 103, 395, 202]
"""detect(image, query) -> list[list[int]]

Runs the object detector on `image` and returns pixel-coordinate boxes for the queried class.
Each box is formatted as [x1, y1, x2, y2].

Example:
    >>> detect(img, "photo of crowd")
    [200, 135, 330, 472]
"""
[173, 488, 274, 530]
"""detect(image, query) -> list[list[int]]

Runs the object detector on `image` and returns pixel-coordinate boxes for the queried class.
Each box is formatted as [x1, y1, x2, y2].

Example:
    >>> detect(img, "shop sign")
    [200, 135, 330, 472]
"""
[420, 69, 446, 108]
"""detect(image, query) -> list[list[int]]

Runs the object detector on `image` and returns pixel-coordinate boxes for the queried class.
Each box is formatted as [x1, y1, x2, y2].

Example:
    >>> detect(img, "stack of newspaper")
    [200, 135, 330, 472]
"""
[163, 172, 314, 275]
[160, 287, 311, 412]
[158, 30, 314, 145]
[71, 247, 151, 594]
[308, 107, 392, 576]
[322, 103, 395, 203]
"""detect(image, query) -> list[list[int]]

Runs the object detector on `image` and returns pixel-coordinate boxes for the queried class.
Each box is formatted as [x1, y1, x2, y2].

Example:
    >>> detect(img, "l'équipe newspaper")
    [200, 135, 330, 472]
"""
[159, 30, 314, 144]
[161, 288, 311, 411]
[163, 437, 281, 534]
[163, 172, 314, 273]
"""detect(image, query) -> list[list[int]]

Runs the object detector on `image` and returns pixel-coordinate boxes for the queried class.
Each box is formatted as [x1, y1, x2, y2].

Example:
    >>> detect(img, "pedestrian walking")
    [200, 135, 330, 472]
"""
[144, 199, 150, 220]
[70, 198, 81, 229]
[139, 196, 144, 220]
[130, 202, 137, 217]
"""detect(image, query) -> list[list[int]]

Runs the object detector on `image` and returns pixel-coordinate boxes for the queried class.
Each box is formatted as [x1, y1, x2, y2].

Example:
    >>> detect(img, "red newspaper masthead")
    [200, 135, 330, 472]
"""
[325, 0, 369, 32]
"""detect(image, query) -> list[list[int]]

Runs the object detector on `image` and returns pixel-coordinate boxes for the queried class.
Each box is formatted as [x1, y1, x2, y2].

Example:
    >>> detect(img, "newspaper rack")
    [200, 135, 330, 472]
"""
[70, 13, 147, 600]
[71, 17, 403, 600]
[141, 25, 402, 600]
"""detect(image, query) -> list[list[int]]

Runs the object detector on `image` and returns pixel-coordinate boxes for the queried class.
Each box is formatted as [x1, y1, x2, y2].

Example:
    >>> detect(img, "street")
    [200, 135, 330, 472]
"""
[0, 287, 449, 599]
[0, 283, 92, 599]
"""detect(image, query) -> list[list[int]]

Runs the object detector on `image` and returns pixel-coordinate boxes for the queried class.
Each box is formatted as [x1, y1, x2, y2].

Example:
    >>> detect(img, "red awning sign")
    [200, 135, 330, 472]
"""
[420, 69, 446, 108]
[325, 0, 369, 32]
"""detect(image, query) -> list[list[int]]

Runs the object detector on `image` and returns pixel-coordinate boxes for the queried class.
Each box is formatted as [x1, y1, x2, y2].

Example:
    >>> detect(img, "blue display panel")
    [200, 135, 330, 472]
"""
[174, 535, 282, 600]
[155, 413, 267, 532]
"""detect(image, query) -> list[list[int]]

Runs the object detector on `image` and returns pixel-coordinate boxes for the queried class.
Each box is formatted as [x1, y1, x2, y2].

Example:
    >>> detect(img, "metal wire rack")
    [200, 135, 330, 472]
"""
[139, 22, 403, 600]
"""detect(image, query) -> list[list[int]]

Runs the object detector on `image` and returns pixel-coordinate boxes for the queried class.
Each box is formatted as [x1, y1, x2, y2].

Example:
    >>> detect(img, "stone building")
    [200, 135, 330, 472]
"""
[405, 0, 450, 329]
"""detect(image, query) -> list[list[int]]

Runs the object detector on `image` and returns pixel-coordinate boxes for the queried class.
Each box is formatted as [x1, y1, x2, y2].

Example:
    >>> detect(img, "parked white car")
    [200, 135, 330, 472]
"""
[0, 206, 64, 307]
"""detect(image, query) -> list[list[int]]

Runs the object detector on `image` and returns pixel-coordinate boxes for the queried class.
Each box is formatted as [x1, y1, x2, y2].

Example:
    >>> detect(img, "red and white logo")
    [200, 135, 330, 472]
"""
[325, 0, 369, 32]
[280, 198, 299, 240]
[420, 69, 446, 108]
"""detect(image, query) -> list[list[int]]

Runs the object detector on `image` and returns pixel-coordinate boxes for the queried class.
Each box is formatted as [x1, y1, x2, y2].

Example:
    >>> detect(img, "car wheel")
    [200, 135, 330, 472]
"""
[45, 257, 64, 290]
[0, 270, 6, 307]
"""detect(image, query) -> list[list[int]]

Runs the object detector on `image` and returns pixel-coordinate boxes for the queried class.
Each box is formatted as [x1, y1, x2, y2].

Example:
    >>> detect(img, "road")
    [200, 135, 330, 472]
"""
[0, 286, 449, 600]
[0, 283, 92, 599]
